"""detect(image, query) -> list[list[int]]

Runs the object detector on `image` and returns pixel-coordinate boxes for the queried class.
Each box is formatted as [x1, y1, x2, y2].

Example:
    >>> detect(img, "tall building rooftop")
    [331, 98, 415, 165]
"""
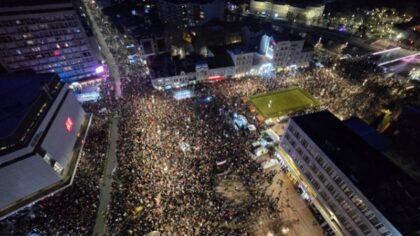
[159, 0, 218, 4]
[0, 0, 71, 8]
[0, 73, 61, 143]
[292, 110, 420, 235]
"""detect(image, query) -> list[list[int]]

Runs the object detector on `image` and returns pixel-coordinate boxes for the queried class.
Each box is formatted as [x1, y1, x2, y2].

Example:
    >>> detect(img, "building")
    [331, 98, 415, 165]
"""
[149, 53, 199, 89]
[279, 110, 420, 236]
[260, 33, 313, 71]
[132, 25, 167, 57]
[0, 73, 91, 219]
[157, 0, 225, 28]
[0, 0, 102, 82]
[202, 46, 235, 81]
[227, 45, 255, 76]
[250, 0, 324, 22]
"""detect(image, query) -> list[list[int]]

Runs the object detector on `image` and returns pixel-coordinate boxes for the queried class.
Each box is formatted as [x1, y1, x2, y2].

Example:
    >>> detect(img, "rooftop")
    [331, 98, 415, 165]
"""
[344, 117, 389, 152]
[0, 74, 60, 140]
[207, 46, 235, 69]
[150, 53, 204, 78]
[0, 0, 71, 7]
[292, 110, 420, 235]
[227, 43, 255, 55]
[254, 0, 324, 7]
[267, 32, 304, 43]
[160, 0, 219, 4]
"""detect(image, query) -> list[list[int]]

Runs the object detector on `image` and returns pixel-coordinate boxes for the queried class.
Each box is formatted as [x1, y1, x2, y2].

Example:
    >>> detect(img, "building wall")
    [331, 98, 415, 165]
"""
[151, 71, 196, 90]
[250, 0, 270, 15]
[260, 34, 312, 70]
[272, 3, 289, 18]
[230, 52, 255, 75]
[41, 89, 86, 175]
[158, 0, 224, 27]
[208, 66, 235, 78]
[0, 81, 88, 219]
[0, 3, 101, 82]
[0, 154, 61, 212]
[280, 119, 401, 236]
[250, 0, 324, 21]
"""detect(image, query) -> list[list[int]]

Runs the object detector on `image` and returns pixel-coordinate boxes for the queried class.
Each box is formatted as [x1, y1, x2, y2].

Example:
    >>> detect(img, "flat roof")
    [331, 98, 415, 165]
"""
[254, 0, 324, 7]
[207, 46, 235, 69]
[344, 117, 389, 152]
[227, 43, 255, 55]
[292, 110, 420, 235]
[266, 32, 303, 43]
[150, 53, 203, 78]
[0, 0, 70, 7]
[161, 0, 218, 4]
[0, 73, 59, 140]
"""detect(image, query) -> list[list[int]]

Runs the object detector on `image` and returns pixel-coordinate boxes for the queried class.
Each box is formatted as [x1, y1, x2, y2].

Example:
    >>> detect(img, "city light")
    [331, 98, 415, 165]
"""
[95, 65, 104, 74]
[65, 117, 73, 132]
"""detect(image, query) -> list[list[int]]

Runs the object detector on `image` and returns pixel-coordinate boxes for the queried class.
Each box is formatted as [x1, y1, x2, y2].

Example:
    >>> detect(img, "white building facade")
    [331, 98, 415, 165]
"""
[250, 0, 325, 22]
[260, 34, 313, 71]
[279, 111, 419, 236]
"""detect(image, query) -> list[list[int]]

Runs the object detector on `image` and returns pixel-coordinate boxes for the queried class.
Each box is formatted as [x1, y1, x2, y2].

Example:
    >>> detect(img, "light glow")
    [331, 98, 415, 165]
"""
[65, 117, 73, 132]
[208, 75, 224, 82]
[95, 66, 104, 74]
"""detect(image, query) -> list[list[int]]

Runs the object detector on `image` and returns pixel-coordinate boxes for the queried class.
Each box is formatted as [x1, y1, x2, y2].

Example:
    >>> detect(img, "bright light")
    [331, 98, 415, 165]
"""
[95, 65, 104, 74]
[65, 117, 73, 132]
[174, 89, 194, 100]
[281, 227, 290, 234]
[396, 33, 403, 39]
[208, 75, 224, 82]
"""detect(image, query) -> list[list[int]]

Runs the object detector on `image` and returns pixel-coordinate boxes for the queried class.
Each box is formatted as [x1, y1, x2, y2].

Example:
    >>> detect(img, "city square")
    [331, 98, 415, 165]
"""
[0, 0, 419, 236]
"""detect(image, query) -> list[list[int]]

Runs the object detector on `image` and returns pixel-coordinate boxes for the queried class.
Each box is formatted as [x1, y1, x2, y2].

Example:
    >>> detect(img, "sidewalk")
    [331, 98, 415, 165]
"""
[93, 116, 119, 236]
[84, 1, 122, 98]
[265, 165, 324, 236]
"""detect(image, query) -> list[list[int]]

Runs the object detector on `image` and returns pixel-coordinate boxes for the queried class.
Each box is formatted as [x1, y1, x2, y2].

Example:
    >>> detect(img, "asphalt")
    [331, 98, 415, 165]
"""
[84, 1, 122, 98]
[93, 116, 119, 236]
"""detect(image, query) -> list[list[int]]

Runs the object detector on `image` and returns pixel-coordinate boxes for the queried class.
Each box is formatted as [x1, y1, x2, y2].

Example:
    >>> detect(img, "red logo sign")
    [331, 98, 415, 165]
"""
[65, 117, 73, 132]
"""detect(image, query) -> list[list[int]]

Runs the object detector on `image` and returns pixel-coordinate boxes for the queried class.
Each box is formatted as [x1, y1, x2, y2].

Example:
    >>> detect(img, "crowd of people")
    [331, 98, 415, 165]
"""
[0, 117, 110, 235]
[106, 73, 285, 235]
[206, 67, 416, 123]
[1, 2, 417, 235]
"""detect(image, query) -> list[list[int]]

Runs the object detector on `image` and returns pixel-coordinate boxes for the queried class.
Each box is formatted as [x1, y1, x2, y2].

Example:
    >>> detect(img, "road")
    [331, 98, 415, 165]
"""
[274, 20, 380, 52]
[93, 116, 119, 236]
[83, 1, 122, 98]
[244, 14, 382, 53]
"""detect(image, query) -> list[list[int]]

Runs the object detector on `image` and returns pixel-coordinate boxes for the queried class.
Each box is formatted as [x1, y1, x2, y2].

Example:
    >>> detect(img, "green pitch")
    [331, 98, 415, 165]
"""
[250, 88, 317, 118]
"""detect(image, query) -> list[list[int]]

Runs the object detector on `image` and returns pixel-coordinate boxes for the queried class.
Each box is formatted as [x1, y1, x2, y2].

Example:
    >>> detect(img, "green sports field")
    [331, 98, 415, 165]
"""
[250, 88, 317, 118]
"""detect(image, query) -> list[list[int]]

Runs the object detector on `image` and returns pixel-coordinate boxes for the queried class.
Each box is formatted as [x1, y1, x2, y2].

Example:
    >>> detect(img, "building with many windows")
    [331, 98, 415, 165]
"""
[260, 33, 313, 71]
[157, 0, 225, 28]
[0, 0, 102, 82]
[0, 73, 91, 219]
[279, 110, 420, 236]
[250, 0, 324, 22]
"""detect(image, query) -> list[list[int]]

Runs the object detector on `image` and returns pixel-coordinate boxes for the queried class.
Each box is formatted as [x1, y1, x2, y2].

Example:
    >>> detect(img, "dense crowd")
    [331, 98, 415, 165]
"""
[107, 75, 284, 235]
[0, 117, 109, 236]
[1, 2, 416, 235]
[207, 67, 416, 122]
